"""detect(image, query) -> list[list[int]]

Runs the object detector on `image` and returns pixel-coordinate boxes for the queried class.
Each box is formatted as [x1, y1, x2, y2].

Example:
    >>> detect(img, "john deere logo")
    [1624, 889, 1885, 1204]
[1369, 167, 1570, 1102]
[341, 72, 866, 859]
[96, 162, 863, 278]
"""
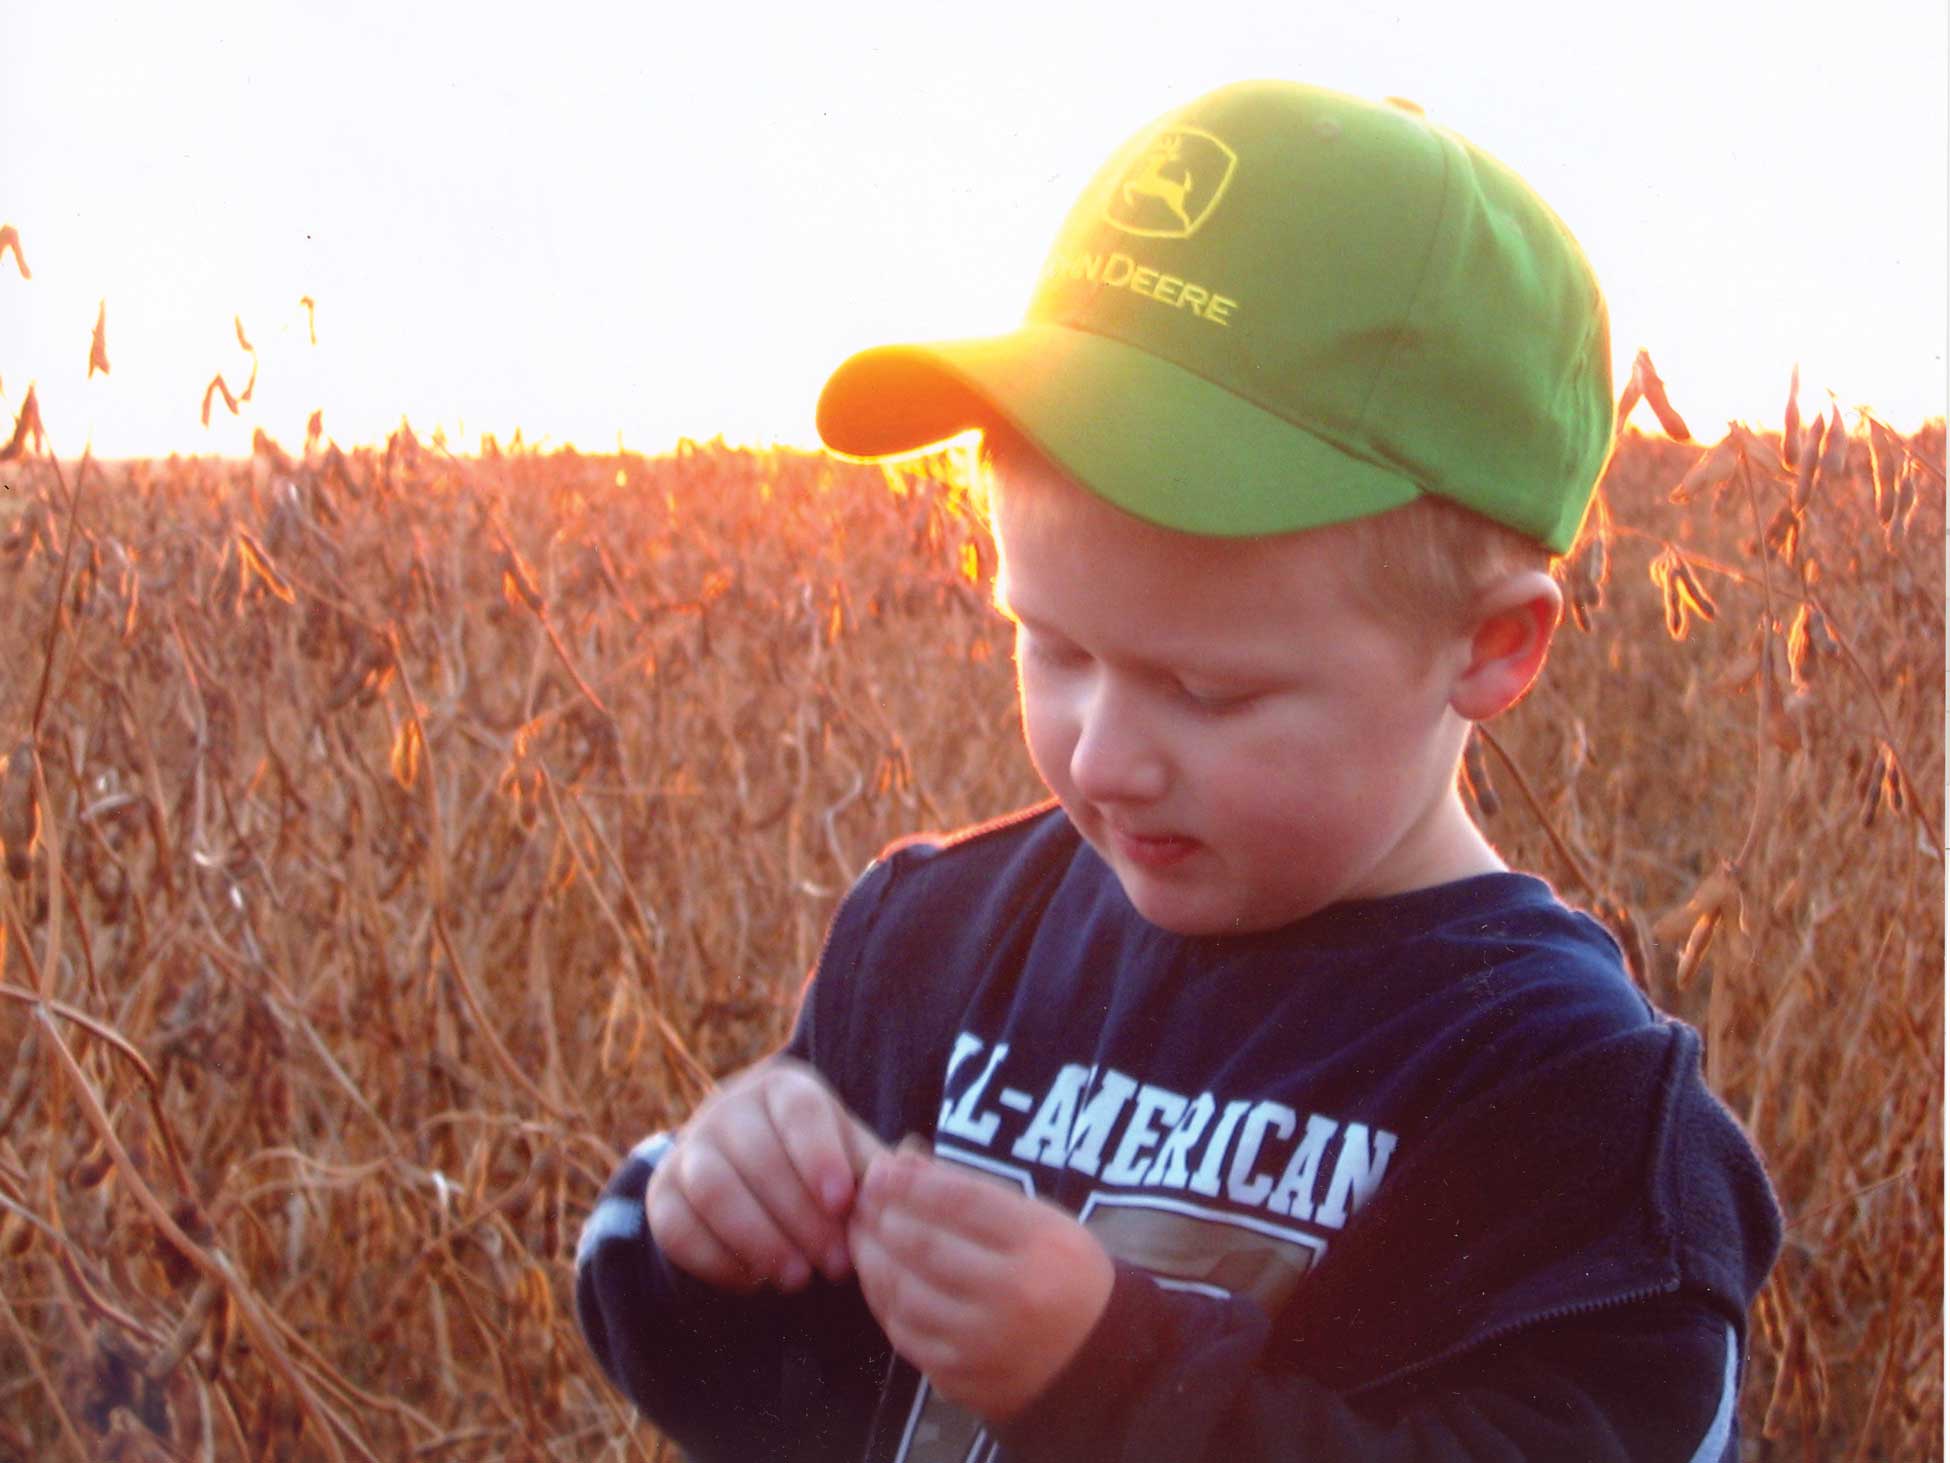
[1103, 127, 1237, 239]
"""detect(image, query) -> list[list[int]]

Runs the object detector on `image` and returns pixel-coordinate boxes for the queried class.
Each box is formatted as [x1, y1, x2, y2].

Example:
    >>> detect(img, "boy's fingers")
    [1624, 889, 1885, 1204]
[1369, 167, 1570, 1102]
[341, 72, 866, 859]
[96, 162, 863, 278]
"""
[867, 1151, 1025, 1249]
[712, 1097, 852, 1278]
[763, 1071, 861, 1216]
[863, 1184, 1001, 1291]
[852, 1218, 986, 1367]
[671, 1140, 814, 1290]
[848, 1218, 898, 1319]
[842, 1113, 889, 1178]
[646, 1179, 759, 1291]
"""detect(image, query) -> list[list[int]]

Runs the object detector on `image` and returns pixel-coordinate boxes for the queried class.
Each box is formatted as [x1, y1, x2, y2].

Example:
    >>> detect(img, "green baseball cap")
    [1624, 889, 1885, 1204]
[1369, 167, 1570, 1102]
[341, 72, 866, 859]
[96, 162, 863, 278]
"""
[816, 79, 1614, 553]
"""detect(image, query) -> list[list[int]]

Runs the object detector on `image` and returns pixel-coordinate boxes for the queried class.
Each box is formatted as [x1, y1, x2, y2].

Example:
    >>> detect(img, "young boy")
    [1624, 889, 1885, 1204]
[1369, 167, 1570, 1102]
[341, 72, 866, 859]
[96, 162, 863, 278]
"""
[576, 79, 1781, 1462]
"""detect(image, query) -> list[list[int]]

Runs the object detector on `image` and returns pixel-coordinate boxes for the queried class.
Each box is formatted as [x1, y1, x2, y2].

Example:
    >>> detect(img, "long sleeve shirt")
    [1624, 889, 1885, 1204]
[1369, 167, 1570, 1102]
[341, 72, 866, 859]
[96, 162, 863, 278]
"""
[577, 804, 1782, 1462]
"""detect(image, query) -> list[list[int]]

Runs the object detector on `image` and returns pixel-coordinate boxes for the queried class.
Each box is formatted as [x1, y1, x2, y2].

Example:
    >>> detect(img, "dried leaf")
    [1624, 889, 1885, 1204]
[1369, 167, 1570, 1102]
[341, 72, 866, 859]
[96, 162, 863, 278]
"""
[1565, 530, 1609, 631]
[597, 965, 640, 1075]
[1462, 732, 1499, 819]
[1781, 364, 1802, 468]
[1729, 422, 1785, 478]
[1673, 560, 1716, 622]
[1615, 378, 1643, 430]
[0, 383, 43, 462]
[1868, 418, 1903, 517]
[234, 527, 296, 604]
[1, 740, 37, 881]
[0, 1208, 31, 1259]
[1856, 743, 1893, 828]
[1877, 742, 1908, 818]
[500, 550, 544, 614]
[1858, 771, 1881, 828]
[1672, 434, 1739, 502]
[1662, 574, 1687, 639]
[89, 299, 111, 378]
[1651, 546, 1717, 640]
[1817, 404, 1848, 486]
[1764, 502, 1802, 564]
[390, 718, 423, 790]
[1650, 549, 1680, 634]
[1792, 410, 1823, 511]
[1656, 863, 1744, 990]
[1767, 675, 1805, 755]
[1645, 546, 1723, 639]
[1808, 604, 1840, 656]
[201, 374, 239, 428]
[1786, 603, 1817, 687]
[1674, 909, 1720, 991]
[0, 224, 29, 279]
[1654, 863, 1742, 943]
[70, 1140, 114, 1191]
[1892, 461, 1918, 539]
[1632, 349, 1692, 440]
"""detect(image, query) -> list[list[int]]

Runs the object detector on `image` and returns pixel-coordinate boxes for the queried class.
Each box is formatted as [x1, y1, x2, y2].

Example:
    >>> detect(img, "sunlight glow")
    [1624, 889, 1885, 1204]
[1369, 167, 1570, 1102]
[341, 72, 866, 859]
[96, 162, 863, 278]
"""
[0, 0, 1941, 462]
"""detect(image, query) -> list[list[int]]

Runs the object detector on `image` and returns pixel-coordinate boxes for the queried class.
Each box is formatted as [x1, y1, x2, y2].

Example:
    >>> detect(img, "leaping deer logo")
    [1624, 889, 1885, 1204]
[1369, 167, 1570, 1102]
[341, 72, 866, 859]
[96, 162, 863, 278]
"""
[1123, 136, 1195, 232]
[1103, 127, 1237, 239]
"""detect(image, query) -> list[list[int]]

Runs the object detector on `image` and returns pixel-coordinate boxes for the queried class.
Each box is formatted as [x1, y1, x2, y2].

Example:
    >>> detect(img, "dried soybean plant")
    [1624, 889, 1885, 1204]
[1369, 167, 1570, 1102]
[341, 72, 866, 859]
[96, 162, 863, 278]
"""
[1472, 359, 1943, 1459]
[0, 417, 1025, 1460]
[0, 350, 1940, 1460]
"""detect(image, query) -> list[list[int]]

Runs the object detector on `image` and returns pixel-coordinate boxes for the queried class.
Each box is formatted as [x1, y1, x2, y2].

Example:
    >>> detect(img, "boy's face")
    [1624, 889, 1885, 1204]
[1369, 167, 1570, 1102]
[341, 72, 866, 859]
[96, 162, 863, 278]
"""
[992, 458, 1488, 936]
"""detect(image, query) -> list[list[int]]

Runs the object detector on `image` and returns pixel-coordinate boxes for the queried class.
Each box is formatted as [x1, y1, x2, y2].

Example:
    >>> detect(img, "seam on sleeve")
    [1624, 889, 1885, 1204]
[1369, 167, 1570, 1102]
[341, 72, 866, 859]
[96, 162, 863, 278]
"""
[1684, 1321, 1739, 1463]
[573, 1194, 646, 1270]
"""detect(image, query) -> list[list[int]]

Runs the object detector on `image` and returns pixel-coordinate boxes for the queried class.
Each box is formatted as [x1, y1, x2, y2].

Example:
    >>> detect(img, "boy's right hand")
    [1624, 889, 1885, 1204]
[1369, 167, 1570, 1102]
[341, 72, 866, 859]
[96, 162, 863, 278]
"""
[646, 1056, 882, 1294]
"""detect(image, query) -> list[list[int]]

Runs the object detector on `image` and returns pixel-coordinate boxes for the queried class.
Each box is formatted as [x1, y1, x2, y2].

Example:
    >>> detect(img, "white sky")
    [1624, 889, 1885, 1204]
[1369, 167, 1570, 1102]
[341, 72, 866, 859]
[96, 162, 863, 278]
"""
[3, 0, 1945, 459]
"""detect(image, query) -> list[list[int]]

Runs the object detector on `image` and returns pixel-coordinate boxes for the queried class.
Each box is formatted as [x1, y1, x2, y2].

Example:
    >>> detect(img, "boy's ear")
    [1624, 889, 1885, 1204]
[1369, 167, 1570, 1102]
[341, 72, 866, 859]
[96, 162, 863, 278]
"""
[1448, 571, 1563, 722]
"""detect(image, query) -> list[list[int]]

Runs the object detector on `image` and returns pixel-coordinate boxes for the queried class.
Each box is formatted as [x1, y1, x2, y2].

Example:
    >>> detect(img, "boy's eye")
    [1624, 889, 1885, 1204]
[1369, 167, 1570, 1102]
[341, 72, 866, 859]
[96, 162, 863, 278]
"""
[1176, 681, 1256, 712]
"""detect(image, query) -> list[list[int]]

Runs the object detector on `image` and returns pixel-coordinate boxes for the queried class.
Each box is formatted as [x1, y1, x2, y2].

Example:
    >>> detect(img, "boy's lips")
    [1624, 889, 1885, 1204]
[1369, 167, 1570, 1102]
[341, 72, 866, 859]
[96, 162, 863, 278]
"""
[1106, 824, 1202, 870]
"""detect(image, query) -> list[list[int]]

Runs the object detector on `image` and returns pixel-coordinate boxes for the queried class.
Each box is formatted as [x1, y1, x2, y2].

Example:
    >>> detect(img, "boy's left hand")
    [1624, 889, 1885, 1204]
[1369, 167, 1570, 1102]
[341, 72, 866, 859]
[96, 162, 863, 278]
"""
[848, 1144, 1114, 1423]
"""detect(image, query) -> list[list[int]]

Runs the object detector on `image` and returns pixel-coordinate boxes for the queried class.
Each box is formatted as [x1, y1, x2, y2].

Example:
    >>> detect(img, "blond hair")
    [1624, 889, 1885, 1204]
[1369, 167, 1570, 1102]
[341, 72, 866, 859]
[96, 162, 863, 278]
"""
[1333, 493, 1557, 635]
[976, 425, 1559, 641]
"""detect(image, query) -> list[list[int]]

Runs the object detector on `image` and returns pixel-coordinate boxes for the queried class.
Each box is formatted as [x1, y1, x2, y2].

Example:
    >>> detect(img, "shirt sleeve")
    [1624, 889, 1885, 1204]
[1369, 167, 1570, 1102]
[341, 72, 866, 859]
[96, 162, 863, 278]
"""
[993, 1272, 1741, 1463]
[573, 1133, 890, 1463]
[572, 859, 903, 1462]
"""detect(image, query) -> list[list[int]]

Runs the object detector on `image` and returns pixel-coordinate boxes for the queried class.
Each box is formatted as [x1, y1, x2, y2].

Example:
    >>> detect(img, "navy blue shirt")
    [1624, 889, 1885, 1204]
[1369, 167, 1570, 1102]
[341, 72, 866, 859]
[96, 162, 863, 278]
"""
[578, 804, 1781, 1462]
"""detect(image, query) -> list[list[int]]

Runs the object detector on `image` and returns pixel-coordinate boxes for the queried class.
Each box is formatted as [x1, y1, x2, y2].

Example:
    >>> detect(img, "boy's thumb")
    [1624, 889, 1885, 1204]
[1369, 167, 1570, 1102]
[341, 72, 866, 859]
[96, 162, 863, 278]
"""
[840, 1115, 889, 1178]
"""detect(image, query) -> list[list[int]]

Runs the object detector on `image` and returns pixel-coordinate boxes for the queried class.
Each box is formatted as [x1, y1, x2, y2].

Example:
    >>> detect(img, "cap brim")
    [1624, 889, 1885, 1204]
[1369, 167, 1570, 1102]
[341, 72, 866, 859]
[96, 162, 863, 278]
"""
[816, 323, 1423, 537]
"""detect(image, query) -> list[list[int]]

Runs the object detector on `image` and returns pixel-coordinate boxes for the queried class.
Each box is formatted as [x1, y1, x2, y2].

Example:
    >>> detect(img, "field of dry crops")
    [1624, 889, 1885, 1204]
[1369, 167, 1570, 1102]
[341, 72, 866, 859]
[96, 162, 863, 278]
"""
[0, 417, 1941, 1461]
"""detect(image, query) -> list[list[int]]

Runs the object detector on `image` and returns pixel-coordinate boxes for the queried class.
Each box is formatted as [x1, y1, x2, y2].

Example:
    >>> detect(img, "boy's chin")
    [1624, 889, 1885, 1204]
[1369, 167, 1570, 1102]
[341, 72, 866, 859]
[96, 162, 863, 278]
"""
[1110, 869, 1285, 939]
[1074, 819, 1313, 934]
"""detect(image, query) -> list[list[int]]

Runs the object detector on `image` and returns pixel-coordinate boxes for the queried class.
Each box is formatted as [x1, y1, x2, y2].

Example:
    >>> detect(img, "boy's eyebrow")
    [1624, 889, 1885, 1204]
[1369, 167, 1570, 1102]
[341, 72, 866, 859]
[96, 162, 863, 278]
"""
[999, 601, 1274, 684]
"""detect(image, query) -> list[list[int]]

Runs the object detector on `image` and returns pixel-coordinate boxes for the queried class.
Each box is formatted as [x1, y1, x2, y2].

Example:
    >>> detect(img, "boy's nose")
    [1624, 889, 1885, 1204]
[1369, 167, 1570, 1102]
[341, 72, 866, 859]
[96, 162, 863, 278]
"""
[1068, 690, 1169, 805]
